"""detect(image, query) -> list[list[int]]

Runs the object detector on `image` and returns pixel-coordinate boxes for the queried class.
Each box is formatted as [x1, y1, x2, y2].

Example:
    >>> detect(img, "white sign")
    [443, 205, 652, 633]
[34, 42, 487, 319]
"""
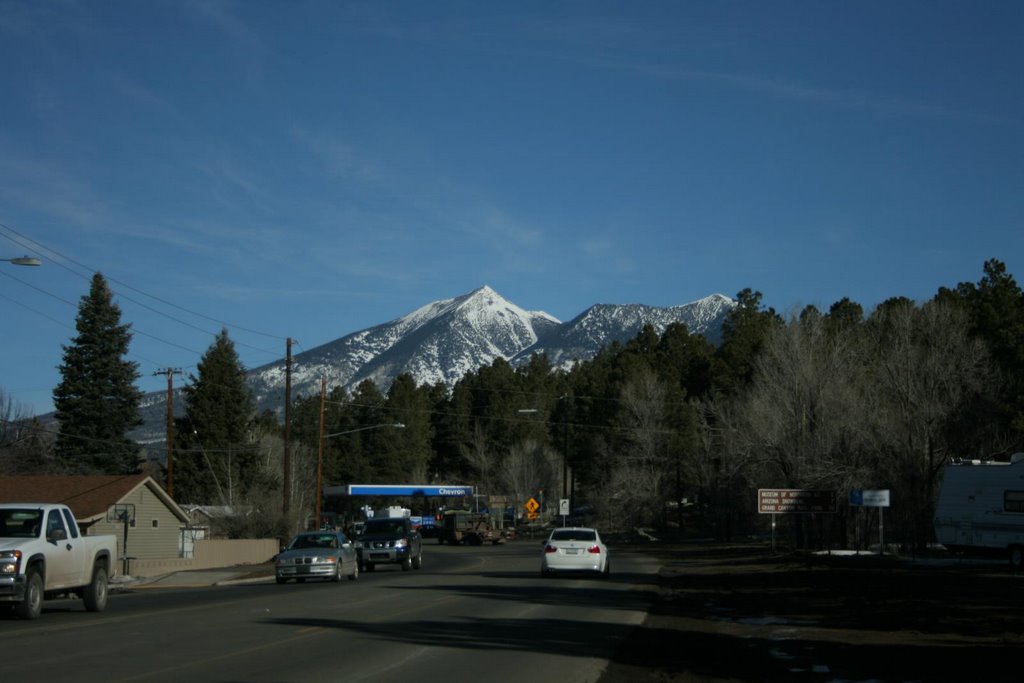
[559, 499, 570, 516]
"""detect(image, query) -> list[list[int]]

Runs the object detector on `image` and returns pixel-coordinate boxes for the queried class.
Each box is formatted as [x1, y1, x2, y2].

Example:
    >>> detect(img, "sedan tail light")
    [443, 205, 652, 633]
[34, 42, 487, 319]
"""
[587, 545, 601, 554]
[544, 545, 558, 554]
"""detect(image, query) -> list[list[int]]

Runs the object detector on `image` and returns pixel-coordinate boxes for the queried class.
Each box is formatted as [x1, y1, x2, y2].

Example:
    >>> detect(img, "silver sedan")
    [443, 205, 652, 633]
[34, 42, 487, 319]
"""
[276, 531, 359, 584]
[540, 527, 609, 577]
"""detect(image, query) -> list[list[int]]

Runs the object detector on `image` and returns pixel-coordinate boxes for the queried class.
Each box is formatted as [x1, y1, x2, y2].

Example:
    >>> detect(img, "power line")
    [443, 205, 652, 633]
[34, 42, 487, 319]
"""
[0, 222, 287, 352]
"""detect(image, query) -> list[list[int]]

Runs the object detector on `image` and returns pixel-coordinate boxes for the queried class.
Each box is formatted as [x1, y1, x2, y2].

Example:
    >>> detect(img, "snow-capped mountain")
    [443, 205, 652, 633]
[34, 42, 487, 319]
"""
[247, 286, 734, 408]
[247, 285, 562, 405]
[512, 293, 736, 370]
[136, 286, 735, 437]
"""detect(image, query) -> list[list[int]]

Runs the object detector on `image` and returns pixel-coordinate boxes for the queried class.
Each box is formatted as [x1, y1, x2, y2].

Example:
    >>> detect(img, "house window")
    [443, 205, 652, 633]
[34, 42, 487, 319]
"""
[152, 519, 159, 529]
[1005, 491, 1024, 513]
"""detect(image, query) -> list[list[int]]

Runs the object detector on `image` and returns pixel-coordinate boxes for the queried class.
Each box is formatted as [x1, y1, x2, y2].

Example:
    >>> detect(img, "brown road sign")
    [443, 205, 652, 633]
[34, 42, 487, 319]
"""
[758, 489, 836, 514]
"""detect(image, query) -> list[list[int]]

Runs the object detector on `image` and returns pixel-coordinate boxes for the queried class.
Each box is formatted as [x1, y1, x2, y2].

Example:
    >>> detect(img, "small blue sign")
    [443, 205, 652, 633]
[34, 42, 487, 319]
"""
[849, 489, 890, 507]
[346, 484, 474, 497]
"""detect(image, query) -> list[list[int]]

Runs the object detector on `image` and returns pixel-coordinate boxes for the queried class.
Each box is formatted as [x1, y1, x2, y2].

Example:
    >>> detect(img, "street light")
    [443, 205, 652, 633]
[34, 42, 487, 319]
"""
[519, 397, 571, 502]
[1, 256, 41, 266]
[314, 377, 405, 528]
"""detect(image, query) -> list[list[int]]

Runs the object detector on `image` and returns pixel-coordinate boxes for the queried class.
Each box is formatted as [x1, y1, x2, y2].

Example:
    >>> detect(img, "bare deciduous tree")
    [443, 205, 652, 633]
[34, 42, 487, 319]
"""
[593, 369, 676, 530]
[739, 308, 871, 490]
[461, 422, 500, 499]
[499, 438, 557, 516]
[0, 389, 55, 474]
[862, 298, 994, 549]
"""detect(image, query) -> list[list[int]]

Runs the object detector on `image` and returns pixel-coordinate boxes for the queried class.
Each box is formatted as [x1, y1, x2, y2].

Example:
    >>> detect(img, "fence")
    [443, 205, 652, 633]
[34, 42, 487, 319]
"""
[125, 538, 279, 578]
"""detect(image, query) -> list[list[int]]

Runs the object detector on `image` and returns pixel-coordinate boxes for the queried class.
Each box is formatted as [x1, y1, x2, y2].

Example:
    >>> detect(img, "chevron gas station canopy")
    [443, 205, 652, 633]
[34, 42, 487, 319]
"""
[343, 484, 474, 497]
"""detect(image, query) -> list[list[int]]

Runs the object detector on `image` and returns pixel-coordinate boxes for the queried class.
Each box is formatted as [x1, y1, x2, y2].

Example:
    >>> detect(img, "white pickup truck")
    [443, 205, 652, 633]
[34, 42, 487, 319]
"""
[0, 503, 118, 620]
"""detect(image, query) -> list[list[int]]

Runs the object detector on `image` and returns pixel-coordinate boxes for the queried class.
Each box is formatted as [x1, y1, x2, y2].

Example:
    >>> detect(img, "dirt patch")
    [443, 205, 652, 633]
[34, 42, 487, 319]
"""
[601, 543, 1024, 682]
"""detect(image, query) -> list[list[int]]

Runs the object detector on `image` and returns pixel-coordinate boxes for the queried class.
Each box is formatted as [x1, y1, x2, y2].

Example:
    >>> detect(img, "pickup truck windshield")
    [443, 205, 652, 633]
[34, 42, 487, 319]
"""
[365, 520, 407, 535]
[0, 509, 43, 538]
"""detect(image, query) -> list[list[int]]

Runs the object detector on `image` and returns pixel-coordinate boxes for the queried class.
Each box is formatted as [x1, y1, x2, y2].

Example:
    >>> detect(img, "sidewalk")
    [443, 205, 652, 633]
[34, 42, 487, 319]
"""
[113, 563, 275, 589]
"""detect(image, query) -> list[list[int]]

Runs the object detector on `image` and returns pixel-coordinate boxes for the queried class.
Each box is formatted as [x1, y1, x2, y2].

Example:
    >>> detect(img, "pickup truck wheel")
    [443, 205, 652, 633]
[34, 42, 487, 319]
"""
[83, 564, 108, 612]
[17, 569, 43, 620]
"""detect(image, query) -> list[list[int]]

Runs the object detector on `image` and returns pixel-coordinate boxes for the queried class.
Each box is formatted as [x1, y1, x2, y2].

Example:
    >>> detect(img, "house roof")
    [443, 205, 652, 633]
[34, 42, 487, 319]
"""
[182, 504, 252, 519]
[0, 475, 189, 524]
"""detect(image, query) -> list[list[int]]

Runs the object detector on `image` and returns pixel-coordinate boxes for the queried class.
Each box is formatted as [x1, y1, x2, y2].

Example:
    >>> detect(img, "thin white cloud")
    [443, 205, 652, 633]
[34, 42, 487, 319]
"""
[185, 0, 266, 89]
[191, 153, 268, 209]
[358, 12, 1020, 128]
[289, 126, 387, 184]
[651, 68, 1022, 126]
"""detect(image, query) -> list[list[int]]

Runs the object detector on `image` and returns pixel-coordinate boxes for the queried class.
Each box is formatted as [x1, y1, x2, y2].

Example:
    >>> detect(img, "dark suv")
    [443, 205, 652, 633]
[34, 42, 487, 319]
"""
[355, 517, 423, 571]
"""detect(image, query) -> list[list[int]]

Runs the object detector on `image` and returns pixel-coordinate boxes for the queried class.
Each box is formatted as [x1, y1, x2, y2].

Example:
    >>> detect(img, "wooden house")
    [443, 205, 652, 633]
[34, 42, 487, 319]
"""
[0, 474, 189, 562]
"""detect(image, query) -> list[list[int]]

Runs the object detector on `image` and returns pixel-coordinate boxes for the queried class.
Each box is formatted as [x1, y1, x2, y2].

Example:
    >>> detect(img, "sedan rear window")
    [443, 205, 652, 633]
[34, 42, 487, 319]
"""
[551, 529, 596, 542]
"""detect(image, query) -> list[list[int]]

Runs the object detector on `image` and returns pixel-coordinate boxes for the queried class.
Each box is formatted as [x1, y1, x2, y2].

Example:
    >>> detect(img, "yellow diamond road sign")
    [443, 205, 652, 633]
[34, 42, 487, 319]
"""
[525, 497, 539, 513]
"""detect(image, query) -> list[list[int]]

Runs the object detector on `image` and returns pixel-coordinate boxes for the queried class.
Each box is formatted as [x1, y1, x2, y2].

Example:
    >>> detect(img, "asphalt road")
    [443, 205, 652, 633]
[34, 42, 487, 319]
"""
[0, 539, 660, 682]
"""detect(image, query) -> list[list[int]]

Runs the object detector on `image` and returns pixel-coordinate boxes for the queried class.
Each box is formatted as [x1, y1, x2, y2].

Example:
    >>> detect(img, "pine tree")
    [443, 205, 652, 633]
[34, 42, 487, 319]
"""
[714, 288, 783, 394]
[53, 273, 143, 474]
[173, 329, 256, 504]
[951, 259, 1024, 441]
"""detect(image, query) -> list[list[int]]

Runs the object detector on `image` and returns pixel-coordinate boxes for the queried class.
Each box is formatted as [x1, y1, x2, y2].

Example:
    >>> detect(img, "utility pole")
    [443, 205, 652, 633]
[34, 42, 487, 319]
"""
[153, 368, 183, 498]
[283, 337, 293, 515]
[559, 393, 570, 501]
[315, 376, 326, 530]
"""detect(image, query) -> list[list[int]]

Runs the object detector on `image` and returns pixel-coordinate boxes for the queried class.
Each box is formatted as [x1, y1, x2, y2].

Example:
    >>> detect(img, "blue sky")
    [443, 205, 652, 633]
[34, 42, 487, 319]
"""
[1, 1, 1021, 416]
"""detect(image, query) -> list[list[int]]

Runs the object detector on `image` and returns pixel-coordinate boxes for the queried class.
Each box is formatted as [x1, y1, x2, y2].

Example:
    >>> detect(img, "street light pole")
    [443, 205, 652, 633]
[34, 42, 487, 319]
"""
[283, 337, 293, 516]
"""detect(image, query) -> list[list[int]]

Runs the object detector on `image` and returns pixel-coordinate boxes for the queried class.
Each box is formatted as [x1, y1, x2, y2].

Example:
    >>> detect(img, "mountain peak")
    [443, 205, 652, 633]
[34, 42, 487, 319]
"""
[456, 285, 560, 326]
[135, 289, 736, 438]
[470, 284, 499, 297]
[259, 287, 732, 398]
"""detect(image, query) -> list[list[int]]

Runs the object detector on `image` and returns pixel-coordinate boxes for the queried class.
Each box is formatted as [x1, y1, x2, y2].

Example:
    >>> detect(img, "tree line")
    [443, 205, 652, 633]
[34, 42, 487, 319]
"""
[2, 261, 1022, 549]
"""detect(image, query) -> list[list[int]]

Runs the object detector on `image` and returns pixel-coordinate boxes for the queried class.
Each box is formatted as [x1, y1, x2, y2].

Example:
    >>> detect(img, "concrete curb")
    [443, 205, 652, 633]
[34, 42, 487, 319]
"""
[110, 568, 275, 590]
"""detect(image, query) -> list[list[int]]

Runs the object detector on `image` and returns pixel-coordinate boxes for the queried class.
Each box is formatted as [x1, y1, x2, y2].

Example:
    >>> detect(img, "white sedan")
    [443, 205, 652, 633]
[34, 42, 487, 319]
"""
[540, 527, 609, 577]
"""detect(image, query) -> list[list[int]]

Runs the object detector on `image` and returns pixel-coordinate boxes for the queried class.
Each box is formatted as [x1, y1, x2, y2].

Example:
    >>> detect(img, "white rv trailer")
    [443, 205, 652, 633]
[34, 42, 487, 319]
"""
[933, 454, 1024, 568]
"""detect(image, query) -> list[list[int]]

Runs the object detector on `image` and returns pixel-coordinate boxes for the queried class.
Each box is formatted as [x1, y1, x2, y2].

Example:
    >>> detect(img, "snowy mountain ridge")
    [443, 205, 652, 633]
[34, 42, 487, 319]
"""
[246, 285, 734, 409]
[135, 286, 735, 437]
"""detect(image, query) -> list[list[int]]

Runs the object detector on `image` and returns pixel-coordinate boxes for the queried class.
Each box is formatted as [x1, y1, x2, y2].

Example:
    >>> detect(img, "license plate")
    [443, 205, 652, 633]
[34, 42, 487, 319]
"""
[567, 548, 580, 555]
